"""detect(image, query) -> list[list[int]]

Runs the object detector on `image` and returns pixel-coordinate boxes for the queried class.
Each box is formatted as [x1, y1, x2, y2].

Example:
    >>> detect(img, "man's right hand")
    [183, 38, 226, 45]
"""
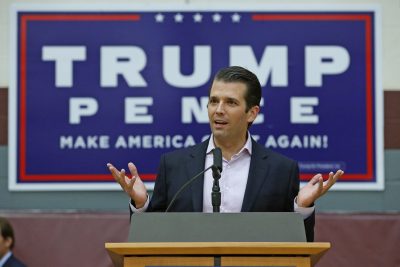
[107, 162, 148, 208]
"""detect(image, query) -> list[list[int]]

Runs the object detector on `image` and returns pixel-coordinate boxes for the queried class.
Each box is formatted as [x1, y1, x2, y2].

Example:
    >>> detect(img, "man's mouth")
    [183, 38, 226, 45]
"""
[214, 120, 228, 127]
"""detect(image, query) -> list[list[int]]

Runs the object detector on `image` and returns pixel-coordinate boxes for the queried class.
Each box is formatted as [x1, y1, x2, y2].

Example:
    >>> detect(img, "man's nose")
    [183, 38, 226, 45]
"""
[216, 102, 225, 113]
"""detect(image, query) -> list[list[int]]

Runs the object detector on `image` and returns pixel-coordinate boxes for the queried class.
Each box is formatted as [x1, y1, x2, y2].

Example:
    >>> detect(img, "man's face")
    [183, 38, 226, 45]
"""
[0, 233, 12, 258]
[208, 80, 259, 144]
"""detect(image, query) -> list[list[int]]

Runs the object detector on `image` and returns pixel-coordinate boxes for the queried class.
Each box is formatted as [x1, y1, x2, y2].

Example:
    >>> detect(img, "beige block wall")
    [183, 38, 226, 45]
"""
[1, 0, 399, 89]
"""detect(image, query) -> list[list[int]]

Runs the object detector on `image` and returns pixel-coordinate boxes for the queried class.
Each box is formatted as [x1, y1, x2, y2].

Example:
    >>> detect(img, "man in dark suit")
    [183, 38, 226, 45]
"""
[0, 217, 26, 267]
[108, 66, 343, 242]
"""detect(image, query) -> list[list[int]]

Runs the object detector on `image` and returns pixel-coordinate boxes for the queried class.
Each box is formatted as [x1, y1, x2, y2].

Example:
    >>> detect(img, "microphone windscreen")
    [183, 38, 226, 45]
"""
[213, 147, 223, 172]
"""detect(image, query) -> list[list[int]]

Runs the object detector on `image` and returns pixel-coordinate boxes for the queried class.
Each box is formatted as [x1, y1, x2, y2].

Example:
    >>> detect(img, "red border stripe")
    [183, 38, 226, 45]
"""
[20, 16, 28, 179]
[301, 173, 371, 181]
[19, 174, 156, 182]
[22, 14, 140, 21]
[365, 16, 374, 178]
[252, 14, 370, 21]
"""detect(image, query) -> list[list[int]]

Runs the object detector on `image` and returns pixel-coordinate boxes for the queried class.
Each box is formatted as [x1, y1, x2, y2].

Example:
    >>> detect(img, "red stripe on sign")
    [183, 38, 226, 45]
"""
[19, 15, 28, 180]
[21, 14, 141, 21]
[364, 16, 374, 179]
[19, 174, 156, 182]
[301, 173, 372, 181]
[252, 14, 370, 21]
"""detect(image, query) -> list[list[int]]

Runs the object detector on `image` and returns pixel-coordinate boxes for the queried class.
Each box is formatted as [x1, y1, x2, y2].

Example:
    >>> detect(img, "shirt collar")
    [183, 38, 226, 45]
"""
[0, 251, 12, 266]
[206, 132, 253, 156]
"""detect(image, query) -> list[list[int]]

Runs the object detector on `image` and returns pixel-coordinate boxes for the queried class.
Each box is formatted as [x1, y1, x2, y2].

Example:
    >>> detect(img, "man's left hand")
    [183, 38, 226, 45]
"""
[297, 170, 344, 208]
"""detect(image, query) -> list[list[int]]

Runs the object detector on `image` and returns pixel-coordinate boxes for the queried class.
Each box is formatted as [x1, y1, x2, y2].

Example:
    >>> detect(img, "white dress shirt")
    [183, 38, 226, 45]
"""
[202, 134, 252, 212]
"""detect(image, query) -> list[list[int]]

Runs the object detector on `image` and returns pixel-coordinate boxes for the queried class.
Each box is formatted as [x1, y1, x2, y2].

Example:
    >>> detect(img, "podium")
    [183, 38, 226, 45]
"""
[105, 213, 330, 267]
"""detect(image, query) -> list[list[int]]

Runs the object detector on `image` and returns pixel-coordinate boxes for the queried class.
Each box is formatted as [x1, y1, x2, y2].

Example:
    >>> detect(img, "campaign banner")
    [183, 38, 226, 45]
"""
[9, 4, 383, 190]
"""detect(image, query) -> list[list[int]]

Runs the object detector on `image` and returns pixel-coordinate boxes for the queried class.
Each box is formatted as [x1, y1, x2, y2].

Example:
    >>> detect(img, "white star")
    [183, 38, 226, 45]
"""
[174, 13, 184, 23]
[212, 13, 222, 23]
[193, 13, 202, 23]
[232, 13, 241, 23]
[155, 13, 164, 23]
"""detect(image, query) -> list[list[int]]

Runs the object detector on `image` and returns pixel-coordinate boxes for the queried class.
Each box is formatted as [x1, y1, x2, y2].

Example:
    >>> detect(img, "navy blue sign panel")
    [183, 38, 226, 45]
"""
[9, 5, 383, 190]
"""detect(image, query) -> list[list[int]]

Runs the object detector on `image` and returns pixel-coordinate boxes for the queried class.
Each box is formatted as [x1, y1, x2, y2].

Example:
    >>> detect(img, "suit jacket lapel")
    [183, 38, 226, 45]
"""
[241, 139, 270, 212]
[186, 139, 209, 212]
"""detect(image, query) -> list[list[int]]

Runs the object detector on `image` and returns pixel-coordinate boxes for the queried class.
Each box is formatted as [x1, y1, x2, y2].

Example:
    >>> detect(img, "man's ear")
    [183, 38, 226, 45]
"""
[247, 105, 260, 123]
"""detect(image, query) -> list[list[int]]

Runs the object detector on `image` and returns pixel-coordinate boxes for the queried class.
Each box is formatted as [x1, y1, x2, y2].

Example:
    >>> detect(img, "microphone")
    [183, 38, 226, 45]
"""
[211, 147, 222, 179]
[211, 147, 222, 212]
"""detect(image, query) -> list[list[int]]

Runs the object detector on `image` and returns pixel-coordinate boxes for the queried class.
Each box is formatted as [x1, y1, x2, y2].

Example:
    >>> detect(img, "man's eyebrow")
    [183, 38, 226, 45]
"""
[209, 96, 239, 102]
[226, 97, 239, 102]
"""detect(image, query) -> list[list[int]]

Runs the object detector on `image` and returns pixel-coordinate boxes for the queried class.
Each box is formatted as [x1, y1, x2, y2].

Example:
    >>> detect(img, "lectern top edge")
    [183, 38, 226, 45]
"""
[129, 212, 308, 242]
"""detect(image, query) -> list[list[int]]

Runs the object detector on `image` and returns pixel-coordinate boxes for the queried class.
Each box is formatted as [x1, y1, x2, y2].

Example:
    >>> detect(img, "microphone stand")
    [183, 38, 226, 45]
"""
[165, 165, 213, 213]
[211, 166, 221, 213]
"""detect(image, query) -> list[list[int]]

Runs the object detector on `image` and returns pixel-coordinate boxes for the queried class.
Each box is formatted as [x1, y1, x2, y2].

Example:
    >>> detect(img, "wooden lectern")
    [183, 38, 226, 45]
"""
[105, 213, 330, 267]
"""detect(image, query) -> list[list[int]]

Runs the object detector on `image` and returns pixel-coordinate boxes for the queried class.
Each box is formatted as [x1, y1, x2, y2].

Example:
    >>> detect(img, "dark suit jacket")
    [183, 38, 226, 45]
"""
[3, 254, 26, 267]
[132, 138, 315, 241]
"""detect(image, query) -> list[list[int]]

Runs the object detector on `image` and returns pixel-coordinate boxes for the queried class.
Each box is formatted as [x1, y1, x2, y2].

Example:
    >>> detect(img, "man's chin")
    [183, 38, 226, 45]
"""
[211, 129, 227, 139]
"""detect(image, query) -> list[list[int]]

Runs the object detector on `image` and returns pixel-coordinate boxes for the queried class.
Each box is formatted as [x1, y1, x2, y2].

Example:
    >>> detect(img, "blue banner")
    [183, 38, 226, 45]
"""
[9, 5, 383, 190]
